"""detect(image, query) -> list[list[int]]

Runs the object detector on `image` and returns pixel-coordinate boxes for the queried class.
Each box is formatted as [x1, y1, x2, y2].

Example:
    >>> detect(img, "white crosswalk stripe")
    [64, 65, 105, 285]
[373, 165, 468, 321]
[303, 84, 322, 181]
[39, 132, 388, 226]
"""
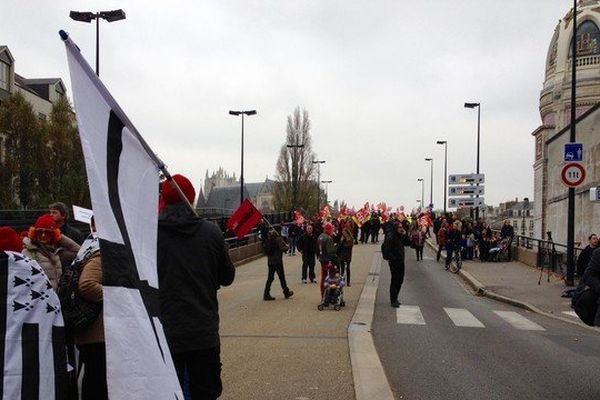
[444, 307, 485, 328]
[493, 311, 545, 331]
[396, 305, 426, 325]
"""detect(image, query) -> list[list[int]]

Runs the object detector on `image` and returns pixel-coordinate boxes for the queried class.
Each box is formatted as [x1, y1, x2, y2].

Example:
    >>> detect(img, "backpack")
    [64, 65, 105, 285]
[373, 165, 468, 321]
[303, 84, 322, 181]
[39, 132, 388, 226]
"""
[571, 285, 598, 326]
[57, 238, 102, 334]
[381, 239, 390, 261]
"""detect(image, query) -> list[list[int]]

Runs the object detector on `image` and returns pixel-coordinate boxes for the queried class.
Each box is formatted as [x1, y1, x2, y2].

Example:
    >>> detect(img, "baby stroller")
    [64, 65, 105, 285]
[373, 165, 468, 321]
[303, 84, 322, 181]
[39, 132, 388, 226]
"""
[318, 267, 346, 311]
[489, 238, 511, 262]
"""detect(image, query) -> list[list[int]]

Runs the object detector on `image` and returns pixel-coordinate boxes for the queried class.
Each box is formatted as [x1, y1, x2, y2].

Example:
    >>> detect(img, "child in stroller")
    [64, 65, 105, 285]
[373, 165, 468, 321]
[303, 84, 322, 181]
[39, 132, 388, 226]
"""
[488, 238, 511, 262]
[318, 267, 346, 311]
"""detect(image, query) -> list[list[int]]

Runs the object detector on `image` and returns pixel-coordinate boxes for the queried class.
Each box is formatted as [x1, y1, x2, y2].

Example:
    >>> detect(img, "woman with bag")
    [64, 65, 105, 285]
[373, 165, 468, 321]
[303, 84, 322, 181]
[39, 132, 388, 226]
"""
[338, 220, 355, 287]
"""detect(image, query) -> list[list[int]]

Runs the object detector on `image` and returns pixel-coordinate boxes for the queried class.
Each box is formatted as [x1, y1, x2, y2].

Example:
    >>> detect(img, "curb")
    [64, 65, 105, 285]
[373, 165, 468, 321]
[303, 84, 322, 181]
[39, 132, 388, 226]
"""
[348, 252, 394, 400]
[425, 239, 600, 333]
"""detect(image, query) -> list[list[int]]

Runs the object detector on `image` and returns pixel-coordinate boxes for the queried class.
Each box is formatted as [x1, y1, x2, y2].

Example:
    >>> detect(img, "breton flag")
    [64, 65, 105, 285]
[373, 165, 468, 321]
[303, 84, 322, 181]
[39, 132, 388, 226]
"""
[1, 251, 68, 400]
[227, 199, 263, 239]
[61, 31, 182, 399]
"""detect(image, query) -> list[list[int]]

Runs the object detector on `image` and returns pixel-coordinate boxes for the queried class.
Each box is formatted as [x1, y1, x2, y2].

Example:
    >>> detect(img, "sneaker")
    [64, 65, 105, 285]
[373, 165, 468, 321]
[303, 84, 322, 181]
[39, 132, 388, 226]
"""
[263, 295, 275, 301]
[391, 301, 400, 308]
[284, 290, 294, 299]
[302, 279, 307, 284]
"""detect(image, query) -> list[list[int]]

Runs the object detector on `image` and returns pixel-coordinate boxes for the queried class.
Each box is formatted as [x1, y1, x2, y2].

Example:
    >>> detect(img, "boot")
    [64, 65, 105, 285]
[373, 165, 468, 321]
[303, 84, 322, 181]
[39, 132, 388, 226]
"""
[264, 294, 275, 301]
[284, 290, 294, 299]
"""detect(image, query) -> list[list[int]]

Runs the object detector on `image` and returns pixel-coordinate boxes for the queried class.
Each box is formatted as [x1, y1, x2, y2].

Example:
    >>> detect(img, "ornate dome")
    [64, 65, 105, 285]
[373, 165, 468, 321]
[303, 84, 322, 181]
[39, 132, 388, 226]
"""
[540, 0, 600, 127]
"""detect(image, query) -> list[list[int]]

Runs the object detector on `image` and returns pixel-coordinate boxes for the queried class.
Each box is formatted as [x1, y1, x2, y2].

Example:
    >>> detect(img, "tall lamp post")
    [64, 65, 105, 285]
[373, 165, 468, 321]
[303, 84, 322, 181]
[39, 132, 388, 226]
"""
[436, 141, 448, 215]
[312, 160, 325, 211]
[464, 102, 481, 220]
[321, 180, 332, 205]
[417, 178, 424, 209]
[229, 110, 257, 206]
[287, 140, 304, 211]
[69, 9, 126, 76]
[425, 157, 433, 207]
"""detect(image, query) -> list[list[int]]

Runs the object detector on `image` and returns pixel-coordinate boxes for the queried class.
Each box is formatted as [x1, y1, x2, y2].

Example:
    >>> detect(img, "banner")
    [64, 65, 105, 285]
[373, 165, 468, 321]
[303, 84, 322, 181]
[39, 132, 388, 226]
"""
[62, 31, 182, 399]
[227, 199, 263, 239]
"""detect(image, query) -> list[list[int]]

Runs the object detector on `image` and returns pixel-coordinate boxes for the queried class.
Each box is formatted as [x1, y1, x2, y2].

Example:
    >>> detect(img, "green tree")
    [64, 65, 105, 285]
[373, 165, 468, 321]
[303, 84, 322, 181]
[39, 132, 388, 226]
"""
[273, 107, 321, 214]
[0, 92, 44, 208]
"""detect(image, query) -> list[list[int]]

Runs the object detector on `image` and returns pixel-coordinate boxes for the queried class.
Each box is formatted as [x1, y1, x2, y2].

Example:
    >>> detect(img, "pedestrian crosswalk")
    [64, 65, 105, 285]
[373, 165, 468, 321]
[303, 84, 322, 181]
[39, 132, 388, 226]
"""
[396, 305, 546, 331]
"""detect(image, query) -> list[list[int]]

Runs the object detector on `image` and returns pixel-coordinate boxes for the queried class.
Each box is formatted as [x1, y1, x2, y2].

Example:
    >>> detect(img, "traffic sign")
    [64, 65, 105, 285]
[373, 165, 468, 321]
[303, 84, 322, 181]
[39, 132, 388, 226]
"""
[564, 143, 583, 162]
[590, 187, 600, 202]
[449, 186, 485, 196]
[448, 174, 485, 185]
[561, 162, 586, 187]
[448, 197, 485, 208]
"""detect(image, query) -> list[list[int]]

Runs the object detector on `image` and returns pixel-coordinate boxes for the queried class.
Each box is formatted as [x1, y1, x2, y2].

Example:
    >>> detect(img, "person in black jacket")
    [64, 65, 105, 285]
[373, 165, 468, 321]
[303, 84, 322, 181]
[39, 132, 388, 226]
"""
[577, 234, 598, 277]
[297, 224, 317, 283]
[49, 201, 84, 246]
[263, 229, 294, 300]
[580, 247, 600, 325]
[382, 222, 410, 308]
[157, 174, 235, 400]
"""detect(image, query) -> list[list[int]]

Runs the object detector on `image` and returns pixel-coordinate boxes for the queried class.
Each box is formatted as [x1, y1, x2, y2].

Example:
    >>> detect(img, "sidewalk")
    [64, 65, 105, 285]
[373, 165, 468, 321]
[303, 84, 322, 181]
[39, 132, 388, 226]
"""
[426, 239, 597, 330]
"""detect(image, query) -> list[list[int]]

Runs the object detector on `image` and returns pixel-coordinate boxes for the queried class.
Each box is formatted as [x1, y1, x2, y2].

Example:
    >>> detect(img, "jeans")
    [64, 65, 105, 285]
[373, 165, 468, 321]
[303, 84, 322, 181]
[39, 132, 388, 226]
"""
[340, 260, 351, 285]
[173, 347, 222, 400]
[302, 254, 316, 281]
[415, 246, 423, 261]
[289, 236, 297, 254]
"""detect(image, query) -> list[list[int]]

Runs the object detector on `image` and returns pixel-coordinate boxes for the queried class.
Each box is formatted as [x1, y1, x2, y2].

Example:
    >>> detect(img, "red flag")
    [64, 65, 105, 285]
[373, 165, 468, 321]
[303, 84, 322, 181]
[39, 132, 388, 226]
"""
[227, 199, 263, 239]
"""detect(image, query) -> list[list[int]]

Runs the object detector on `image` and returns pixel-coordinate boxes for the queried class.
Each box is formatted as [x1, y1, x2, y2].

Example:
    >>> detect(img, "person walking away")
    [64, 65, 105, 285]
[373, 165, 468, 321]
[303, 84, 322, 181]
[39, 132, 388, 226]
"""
[49, 201, 84, 246]
[445, 221, 462, 269]
[412, 226, 426, 261]
[157, 174, 235, 400]
[371, 214, 381, 243]
[578, 247, 600, 325]
[577, 234, 599, 277]
[288, 223, 299, 256]
[338, 222, 354, 286]
[297, 224, 317, 283]
[22, 214, 80, 290]
[281, 223, 290, 249]
[436, 221, 448, 262]
[263, 229, 294, 300]
[382, 222, 410, 307]
[500, 220, 515, 261]
[317, 223, 338, 299]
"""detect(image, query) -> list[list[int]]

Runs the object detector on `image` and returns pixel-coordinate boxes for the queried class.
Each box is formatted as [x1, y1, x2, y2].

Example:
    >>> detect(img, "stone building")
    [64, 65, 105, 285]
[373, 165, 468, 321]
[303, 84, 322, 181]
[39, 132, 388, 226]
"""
[533, 0, 600, 244]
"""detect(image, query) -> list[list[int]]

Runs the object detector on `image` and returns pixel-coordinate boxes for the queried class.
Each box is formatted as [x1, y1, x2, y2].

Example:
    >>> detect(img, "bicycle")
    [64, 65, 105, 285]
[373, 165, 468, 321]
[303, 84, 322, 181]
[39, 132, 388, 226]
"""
[448, 245, 462, 274]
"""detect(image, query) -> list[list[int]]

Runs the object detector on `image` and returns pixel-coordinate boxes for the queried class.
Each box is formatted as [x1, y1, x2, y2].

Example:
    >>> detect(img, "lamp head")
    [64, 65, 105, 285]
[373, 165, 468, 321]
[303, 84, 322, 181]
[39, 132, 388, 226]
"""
[436, 140, 447, 145]
[464, 102, 480, 109]
[100, 9, 126, 22]
[70, 11, 96, 22]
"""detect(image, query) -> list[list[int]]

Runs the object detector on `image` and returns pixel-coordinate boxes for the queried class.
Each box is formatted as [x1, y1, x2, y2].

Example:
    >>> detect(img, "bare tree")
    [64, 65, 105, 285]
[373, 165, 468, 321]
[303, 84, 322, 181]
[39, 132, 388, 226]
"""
[273, 107, 319, 213]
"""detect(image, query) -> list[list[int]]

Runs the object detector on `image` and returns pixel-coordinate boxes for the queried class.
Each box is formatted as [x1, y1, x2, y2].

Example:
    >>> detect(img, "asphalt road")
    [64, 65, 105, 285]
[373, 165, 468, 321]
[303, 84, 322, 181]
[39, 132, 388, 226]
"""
[372, 247, 600, 400]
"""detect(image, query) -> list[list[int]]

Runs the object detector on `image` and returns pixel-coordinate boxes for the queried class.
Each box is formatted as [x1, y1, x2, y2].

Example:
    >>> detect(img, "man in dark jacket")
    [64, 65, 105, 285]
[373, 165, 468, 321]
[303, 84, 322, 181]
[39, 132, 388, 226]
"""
[297, 224, 317, 283]
[157, 174, 235, 400]
[577, 234, 598, 277]
[382, 222, 410, 307]
[49, 201, 84, 245]
[580, 247, 600, 325]
[263, 229, 294, 300]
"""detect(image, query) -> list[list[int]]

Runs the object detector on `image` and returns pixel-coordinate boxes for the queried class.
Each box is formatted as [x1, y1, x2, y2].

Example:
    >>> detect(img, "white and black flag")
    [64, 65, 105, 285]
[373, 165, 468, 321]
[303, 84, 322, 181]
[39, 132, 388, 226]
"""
[61, 31, 182, 399]
[1, 251, 68, 400]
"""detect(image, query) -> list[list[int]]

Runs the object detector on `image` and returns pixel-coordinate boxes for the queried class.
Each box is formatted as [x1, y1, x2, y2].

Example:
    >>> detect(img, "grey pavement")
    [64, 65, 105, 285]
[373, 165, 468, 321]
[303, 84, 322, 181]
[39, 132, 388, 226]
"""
[373, 246, 600, 399]
[217, 242, 381, 400]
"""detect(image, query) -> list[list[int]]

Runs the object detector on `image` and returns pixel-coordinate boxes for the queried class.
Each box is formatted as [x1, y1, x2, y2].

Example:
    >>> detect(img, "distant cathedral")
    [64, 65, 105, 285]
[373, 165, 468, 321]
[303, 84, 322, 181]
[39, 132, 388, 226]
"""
[203, 167, 238, 197]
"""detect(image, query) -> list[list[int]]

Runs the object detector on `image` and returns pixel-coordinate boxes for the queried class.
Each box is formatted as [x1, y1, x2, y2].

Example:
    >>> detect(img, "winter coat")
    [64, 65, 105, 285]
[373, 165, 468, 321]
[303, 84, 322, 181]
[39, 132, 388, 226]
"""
[436, 227, 447, 246]
[60, 222, 84, 246]
[580, 247, 600, 325]
[297, 232, 317, 258]
[338, 229, 354, 263]
[317, 233, 338, 264]
[74, 253, 104, 345]
[577, 245, 598, 276]
[157, 203, 236, 353]
[22, 235, 80, 290]
[266, 234, 289, 265]
[411, 230, 425, 248]
[501, 224, 515, 240]
[383, 231, 410, 262]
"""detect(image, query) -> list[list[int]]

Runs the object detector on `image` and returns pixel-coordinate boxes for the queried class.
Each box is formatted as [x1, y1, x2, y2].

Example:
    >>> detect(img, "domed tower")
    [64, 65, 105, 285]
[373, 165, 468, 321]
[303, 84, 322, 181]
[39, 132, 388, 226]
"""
[533, 0, 600, 243]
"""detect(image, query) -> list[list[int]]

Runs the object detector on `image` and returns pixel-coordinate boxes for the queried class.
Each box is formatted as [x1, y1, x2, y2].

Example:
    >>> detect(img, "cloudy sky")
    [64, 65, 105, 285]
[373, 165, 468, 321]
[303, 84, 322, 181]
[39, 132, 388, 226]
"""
[2, 0, 573, 210]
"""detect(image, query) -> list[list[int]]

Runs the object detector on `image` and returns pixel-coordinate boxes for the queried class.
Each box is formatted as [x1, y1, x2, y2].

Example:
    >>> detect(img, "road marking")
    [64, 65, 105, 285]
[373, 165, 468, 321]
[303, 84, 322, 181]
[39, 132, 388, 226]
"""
[443, 308, 485, 328]
[493, 311, 545, 331]
[562, 311, 578, 318]
[396, 306, 426, 325]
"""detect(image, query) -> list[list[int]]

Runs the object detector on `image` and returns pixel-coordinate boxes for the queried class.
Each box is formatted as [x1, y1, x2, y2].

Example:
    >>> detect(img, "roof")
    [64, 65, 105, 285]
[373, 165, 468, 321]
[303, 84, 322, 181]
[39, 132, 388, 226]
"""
[204, 185, 250, 210]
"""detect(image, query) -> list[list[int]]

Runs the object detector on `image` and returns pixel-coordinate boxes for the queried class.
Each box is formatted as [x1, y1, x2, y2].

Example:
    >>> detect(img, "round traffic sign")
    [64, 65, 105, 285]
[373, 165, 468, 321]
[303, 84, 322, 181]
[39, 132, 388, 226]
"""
[561, 162, 586, 187]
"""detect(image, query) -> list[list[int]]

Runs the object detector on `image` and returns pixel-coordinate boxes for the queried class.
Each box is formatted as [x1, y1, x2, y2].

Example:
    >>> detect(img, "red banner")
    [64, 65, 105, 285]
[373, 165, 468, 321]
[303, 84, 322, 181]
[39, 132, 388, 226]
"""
[227, 199, 263, 239]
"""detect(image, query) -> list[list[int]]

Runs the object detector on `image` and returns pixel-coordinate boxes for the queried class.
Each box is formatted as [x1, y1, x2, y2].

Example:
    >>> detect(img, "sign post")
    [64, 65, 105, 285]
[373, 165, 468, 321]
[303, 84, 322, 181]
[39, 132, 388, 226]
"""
[448, 173, 485, 216]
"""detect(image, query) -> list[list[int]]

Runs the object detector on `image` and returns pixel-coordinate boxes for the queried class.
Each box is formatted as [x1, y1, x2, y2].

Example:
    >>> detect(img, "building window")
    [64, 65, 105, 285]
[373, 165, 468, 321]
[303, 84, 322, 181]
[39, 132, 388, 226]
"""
[571, 20, 600, 57]
[529, 220, 534, 230]
[536, 135, 543, 160]
[38, 112, 46, 121]
[0, 61, 9, 91]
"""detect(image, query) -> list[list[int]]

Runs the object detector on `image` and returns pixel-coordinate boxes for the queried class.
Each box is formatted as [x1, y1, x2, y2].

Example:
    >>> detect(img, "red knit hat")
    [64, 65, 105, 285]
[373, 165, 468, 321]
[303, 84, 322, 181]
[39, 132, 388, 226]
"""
[324, 222, 334, 235]
[35, 214, 57, 230]
[161, 174, 195, 206]
[0, 226, 22, 252]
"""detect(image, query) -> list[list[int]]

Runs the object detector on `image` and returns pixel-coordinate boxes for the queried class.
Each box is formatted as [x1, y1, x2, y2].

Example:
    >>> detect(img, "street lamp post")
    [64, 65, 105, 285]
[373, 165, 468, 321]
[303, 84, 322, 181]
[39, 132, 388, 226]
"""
[436, 141, 448, 215]
[464, 102, 481, 220]
[425, 157, 433, 207]
[69, 9, 126, 76]
[417, 178, 424, 209]
[312, 160, 325, 211]
[229, 110, 257, 206]
[321, 180, 332, 205]
[287, 140, 304, 211]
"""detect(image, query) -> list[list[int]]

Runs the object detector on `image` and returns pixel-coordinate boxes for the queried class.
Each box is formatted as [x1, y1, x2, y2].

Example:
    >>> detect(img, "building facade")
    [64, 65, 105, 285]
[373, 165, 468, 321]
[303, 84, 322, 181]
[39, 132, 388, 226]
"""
[533, 0, 600, 245]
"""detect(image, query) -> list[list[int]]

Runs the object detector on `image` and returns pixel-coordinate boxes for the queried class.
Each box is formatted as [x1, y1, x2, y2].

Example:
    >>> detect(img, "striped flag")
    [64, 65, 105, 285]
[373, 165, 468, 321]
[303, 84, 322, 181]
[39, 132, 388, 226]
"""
[1, 251, 68, 400]
[62, 31, 182, 399]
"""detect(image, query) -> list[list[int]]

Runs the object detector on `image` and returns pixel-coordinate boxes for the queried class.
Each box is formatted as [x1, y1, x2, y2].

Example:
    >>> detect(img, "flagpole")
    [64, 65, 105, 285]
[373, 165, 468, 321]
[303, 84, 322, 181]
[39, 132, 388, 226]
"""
[60, 30, 198, 217]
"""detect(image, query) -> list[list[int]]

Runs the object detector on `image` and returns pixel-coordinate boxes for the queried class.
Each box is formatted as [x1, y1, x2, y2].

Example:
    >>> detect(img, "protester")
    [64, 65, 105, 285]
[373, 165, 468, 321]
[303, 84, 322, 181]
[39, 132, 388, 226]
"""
[411, 225, 426, 261]
[288, 223, 299, 256]
[49, 201, 84, 245]
[338, 220, 354, 286]
[22, 214, 80, 290]
[370, 213, 381, 243]
[578, 247, 600, 326]
[445, 220, 462, 269]
[382, 222, 410, 307]
[436, 220, 448, 262]
[317, 222, 338, 299]
[263, 228, 294, 300]
[297, 224, 317, 283]
[577, 234, 598, 277]
[157, 174, 235, 400]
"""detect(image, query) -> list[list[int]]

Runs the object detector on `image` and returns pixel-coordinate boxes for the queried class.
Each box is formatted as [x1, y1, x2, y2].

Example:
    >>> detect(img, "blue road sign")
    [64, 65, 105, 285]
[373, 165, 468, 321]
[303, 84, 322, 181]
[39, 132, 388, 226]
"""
[564, 143, 583, 162]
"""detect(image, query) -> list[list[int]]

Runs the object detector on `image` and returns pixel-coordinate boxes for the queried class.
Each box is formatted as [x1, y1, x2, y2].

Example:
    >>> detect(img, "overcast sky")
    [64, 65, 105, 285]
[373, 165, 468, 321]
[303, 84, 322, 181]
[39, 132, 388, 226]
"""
[2, 0, 572, 210]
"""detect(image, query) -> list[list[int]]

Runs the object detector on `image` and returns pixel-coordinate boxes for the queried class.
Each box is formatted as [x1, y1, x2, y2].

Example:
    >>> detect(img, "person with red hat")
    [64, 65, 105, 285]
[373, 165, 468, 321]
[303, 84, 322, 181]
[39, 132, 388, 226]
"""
[0, 226, 22, 253]
[157, 174, 235, 400]
[317, 222, 338, 300]
[22, 214, 80, 290]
